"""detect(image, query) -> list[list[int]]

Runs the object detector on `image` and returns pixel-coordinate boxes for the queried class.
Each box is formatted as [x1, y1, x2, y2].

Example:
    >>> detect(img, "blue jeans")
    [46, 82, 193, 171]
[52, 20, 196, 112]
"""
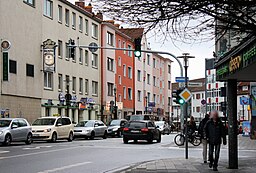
[209, 144, 221, 167]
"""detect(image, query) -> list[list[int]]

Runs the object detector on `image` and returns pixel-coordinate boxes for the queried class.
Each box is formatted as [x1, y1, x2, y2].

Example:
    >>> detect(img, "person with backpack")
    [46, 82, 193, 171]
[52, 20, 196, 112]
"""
[198, 114, 210, 163]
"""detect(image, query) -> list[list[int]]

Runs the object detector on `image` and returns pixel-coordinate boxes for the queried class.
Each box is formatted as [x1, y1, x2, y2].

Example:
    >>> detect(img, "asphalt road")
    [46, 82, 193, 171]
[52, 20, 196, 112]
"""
[0, 134, 255, 173]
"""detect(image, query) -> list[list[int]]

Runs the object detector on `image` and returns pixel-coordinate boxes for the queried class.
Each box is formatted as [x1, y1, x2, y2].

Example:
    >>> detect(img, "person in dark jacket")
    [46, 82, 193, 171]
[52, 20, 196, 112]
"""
[198, 114, 210, 163]
[204, 110, 227, 171]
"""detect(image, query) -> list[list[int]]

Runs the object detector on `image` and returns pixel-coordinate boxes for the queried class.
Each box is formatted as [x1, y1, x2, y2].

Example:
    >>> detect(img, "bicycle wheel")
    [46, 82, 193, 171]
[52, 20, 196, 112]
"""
[174, 134, 185, 146]
[192, 136, 201, 146]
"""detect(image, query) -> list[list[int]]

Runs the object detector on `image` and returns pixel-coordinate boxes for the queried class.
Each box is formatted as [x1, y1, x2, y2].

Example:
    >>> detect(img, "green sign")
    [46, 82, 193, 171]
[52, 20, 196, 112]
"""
[3, 52, 8, 81]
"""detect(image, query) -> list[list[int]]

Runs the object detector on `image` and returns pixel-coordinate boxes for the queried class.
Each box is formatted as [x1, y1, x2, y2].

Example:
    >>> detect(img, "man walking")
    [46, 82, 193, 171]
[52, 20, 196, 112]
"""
[204, 110, 227, 171]
[198, 114, 210, 163]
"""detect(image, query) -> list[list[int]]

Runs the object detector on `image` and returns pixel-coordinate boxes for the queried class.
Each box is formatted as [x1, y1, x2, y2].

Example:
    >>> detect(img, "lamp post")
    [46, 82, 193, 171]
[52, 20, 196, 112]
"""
[113, 86, 117, 119]
[177, 53, 195, 159]
[145, 96, 148, 114]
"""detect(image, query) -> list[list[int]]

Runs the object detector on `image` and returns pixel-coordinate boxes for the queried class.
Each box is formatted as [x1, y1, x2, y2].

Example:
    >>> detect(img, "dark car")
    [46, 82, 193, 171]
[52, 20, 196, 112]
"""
[123, 120, 161, 144]
[107, 119, 128, 137]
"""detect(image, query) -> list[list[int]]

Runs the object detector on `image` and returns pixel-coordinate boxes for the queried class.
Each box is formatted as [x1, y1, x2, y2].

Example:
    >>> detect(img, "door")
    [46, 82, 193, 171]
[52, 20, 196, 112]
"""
[97, 121, 105, 136]
[62, 118, 72, 138]
[148, 122, 158, 139]
[10, 120, 21, 141]
[18, 119, 29, 141]
[55, 118, 65, 138]
[94, 121, 101, 136]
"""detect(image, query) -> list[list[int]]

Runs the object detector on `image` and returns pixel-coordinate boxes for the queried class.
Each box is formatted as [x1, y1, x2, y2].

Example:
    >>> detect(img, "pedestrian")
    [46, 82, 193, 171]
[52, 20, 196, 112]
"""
[198, 113, 210, 163]
[204, 110, 227, 171]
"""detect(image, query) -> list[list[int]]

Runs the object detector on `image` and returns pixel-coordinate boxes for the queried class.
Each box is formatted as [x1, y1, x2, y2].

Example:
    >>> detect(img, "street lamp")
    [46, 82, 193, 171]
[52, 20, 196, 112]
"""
[113, 85, 117, 119]
[145, 96, 148, 114]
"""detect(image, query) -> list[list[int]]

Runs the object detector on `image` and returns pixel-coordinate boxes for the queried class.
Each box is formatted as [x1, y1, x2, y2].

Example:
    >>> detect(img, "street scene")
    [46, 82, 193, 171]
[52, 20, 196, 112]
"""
[1, 0, 256, 173]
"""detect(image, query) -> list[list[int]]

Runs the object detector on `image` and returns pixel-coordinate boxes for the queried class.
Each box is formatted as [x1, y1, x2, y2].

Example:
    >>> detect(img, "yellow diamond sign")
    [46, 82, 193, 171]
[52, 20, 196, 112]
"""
[179, 88, 192, 102]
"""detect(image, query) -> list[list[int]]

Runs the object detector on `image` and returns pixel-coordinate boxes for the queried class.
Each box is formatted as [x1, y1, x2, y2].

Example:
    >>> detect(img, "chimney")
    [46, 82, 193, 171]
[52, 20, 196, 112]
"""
[75, 1, 85, 8]
[84, 3, 93, 13]
[106, 20, 115, 24]
[96, 12, 103, 20]
[114, 24, 120, 28]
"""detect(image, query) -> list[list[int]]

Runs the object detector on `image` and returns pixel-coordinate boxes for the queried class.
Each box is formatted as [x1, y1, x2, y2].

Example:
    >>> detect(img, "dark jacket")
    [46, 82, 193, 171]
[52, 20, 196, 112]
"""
[204, 118, 226, 145]
[198, 117, 209, 137]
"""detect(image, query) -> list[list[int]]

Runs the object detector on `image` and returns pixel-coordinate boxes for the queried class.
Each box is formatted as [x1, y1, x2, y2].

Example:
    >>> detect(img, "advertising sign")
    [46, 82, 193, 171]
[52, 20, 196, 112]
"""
[242, 121, 251, 137]
[240, 96, 251, 105]
[43, 39, 56, 72]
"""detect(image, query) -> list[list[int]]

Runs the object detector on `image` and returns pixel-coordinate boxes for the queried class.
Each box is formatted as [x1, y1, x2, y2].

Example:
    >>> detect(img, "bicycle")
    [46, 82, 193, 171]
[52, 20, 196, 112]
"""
[174, 131, 201, 146]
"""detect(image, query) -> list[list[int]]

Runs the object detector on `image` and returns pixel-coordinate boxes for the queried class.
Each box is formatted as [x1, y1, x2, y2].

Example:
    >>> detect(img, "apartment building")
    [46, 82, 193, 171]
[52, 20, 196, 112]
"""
[0, 0, 102, 122]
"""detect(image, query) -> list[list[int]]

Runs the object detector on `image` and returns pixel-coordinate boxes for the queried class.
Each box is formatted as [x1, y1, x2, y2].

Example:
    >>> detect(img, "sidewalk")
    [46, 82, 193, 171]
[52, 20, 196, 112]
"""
[117, 158, 255, 173]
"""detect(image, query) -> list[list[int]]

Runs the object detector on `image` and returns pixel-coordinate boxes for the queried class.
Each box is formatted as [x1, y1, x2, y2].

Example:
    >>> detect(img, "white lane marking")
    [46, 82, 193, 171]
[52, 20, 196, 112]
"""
[0, 151, 10, 154]
[37, 161, 92, 173]
[22, 146, 52, 150]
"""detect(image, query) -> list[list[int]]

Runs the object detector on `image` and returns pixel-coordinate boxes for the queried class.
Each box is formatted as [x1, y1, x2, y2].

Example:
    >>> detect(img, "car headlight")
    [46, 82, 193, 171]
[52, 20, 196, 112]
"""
[44, 128, 51, 133]
[112, 128, 118, 131]
[0, 131, 3, 135]
[84, 130, 91, 133]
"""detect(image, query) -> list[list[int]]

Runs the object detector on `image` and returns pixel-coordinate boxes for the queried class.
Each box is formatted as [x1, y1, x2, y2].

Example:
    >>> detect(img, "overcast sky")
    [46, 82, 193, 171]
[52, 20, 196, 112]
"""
[69, 0, 214, 82]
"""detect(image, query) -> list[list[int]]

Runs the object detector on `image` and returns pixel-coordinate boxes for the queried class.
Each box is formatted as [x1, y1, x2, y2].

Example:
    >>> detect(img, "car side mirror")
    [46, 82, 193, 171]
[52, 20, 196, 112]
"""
[12, 124, 18, 129]
[156, 126, 160, 128]
[56, 123, 62, 126]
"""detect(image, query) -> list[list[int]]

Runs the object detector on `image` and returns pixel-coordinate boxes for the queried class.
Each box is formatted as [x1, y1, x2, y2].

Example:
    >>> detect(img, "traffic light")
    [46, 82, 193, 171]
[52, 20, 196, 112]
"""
[134, 38, 141, 57]
[172, 89, 185, 105]
[70, 39, 75, 59]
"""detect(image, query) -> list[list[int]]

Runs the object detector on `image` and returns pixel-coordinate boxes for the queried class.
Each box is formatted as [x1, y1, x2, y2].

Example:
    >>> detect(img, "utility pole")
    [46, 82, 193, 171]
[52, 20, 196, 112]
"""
[113, 86, 117, 119]
[178, 53, 195, 159]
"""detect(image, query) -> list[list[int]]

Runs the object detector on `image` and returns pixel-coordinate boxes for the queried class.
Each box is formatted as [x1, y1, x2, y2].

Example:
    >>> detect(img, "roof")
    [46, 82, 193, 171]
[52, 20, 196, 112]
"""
[172, 78, 206, 92]
[119, 28, 144, 40]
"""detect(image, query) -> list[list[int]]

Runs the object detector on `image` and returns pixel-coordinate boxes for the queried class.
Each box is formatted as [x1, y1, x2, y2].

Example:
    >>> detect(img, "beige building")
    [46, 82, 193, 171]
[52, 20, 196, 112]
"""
[0, 0, 102, 123]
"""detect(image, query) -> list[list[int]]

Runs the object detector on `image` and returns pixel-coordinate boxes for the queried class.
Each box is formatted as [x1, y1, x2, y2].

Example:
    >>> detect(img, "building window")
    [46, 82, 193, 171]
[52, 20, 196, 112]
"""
[23, 0, 35, 6]
[72, 12, 76, 29]
[137, 70, 141, 81]
[9, 60, 17, 74]
[107, 32, 114, 46]
[43, 0, 53, 18]
[58, 74, 63, 91]
[196, 106, 201, 112]
[107, 57, 114, 71]
[123, 65, 126, 77]
[153, 58, 156, 68]
[118, 40, 121, 48]
[58, 5, 62, 23]
[72, 77, 76, 93]
[118, 57, 121, 66]
[123, 42, 126, 54]
[148, 92, 151, 102]
[119, 95, 122, 102]
[153, 94, 156, 103]
[92, 23, 98, 39]
[85, 79, 88, 95]
[26, 64, 34, 77]
[92, 81, 98, 95]
[58, 40, 63, 58]
[147, 54, 150, 65]
[85, 19, 88, 34]
[92, 53, 98, 68]
[196, 94, 201, 99]
[79, 48, 83, 64]
[123, 87, 126, 99]
[153, 76, 156, 86]
[168, 97, 171, 105]
[85, 50, 88, 65]
[137, 90, 141, 102]
[128, 88, 132, 100]
[79, 78, 83, 94]
[128, 67, 132, 79]
[107, 83, 114, 96]
[118, 75, 121, 85]
[168, 65, 171, 74]
[202, 93, 204, 99]
[147, 74, 150, 84]
[65, 9, 69, 26]
[44, 72, 53, 89]
[168, 81, 171, 89]
[128, 45, 132, 57]
[79, 16, 83, 31]
[65, 43, 70, 59]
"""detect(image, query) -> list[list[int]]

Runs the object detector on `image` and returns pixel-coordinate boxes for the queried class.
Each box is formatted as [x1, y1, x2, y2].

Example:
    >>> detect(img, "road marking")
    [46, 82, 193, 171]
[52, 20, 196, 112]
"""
[22, 145, 52, 150]
[37, 161, 91, 173]
[0, 150, 9, 154]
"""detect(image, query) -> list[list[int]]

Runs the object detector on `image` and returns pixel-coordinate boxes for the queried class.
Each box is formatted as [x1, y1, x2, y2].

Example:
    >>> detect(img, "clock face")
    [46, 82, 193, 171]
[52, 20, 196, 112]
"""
[44, 53, 54, 66]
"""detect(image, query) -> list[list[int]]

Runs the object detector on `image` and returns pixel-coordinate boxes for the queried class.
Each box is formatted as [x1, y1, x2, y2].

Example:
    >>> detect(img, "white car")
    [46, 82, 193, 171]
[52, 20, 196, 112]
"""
[31, 117, 74, 142]
[74, 120, 107, 140]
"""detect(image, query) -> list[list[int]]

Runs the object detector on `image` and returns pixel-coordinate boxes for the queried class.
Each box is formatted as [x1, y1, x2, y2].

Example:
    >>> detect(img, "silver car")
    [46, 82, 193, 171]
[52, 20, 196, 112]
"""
[74, 120, 107, 140]
[0, 118, 33, 146]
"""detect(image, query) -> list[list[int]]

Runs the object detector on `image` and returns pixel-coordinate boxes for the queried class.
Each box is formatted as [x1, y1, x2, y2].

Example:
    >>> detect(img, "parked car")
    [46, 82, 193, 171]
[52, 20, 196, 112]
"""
[74, 120, 107, 140]
[31, 116, 74, 142]
[123, 120, 161, 144]
[155, 121, 171, 135]
[0, 118, 32, 146]
[107, 119, 128, 137]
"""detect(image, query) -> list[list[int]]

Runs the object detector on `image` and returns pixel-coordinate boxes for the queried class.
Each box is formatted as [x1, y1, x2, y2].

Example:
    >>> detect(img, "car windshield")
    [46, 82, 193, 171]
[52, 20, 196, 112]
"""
[155, 122, 164, 126]
[0, 120, 12, 127]
[128, 122, 146, 128]
[32, 118, 56, 126]
[76, 121, 94, 127]
[109, 120, 120, 126]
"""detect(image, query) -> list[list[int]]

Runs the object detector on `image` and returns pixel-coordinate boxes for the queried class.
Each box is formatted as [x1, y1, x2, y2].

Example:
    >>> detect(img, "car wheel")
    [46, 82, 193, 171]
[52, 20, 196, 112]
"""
[4, 134, 12, 146]
[157, 134, 161, 143]
[117, 130, 122, 138]
[67, 132, 73, 142]
[51, 132, 57, 143]
[123, 137, 128, 144]
[25, 133, 33, 145]
[90, 131, 95, 140]
[102, 131, 107, 139]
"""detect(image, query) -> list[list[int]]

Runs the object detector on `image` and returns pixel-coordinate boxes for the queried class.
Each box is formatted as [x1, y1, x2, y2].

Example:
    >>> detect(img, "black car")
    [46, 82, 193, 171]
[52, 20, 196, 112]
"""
[107, 119, 128, 137]
[123, 120, 161, 144]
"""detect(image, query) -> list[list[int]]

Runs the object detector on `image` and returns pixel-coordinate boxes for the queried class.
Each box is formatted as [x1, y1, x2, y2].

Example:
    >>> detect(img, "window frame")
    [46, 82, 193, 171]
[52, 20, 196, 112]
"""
[43, 0, 53, 19]
[92, 81, 98, 96]
[58, 5, 62, 23]
[9, 60, 17, 74]
[44, 72, 53, 90]
[26, 64, 34, 77]
[23, 0, 35, 7]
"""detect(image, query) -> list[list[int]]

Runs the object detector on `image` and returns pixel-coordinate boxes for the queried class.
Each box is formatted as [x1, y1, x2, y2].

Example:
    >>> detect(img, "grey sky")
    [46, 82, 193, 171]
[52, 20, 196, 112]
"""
[69, 0, 214, 82]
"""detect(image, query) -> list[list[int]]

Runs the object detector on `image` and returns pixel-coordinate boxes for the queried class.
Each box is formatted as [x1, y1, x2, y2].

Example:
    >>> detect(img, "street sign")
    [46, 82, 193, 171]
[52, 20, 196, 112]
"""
[240, 96, 250, 105]
[201, 99, 207, 105]
[88, 42, 98, 53]
[175, 77, 189, 83]
[179, 88, 192, 102]
[188, 82, 203, 87]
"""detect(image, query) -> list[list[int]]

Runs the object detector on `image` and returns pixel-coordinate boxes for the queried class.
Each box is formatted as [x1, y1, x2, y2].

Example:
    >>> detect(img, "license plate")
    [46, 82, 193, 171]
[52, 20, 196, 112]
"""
[131, 130, 140, 133]
[33, 134, 40, 137]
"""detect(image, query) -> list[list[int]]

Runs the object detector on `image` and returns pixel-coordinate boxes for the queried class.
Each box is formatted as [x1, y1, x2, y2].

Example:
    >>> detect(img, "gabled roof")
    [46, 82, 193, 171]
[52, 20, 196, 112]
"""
[119, 28, 144, 40]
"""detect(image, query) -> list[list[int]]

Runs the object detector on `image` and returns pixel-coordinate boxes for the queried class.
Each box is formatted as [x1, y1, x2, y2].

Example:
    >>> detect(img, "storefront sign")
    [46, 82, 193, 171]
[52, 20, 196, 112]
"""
[242, 121, 251, 137]
[229, 56, 242, 73]
[2, 52, 8, 81]
[43, 39, 56, 72]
